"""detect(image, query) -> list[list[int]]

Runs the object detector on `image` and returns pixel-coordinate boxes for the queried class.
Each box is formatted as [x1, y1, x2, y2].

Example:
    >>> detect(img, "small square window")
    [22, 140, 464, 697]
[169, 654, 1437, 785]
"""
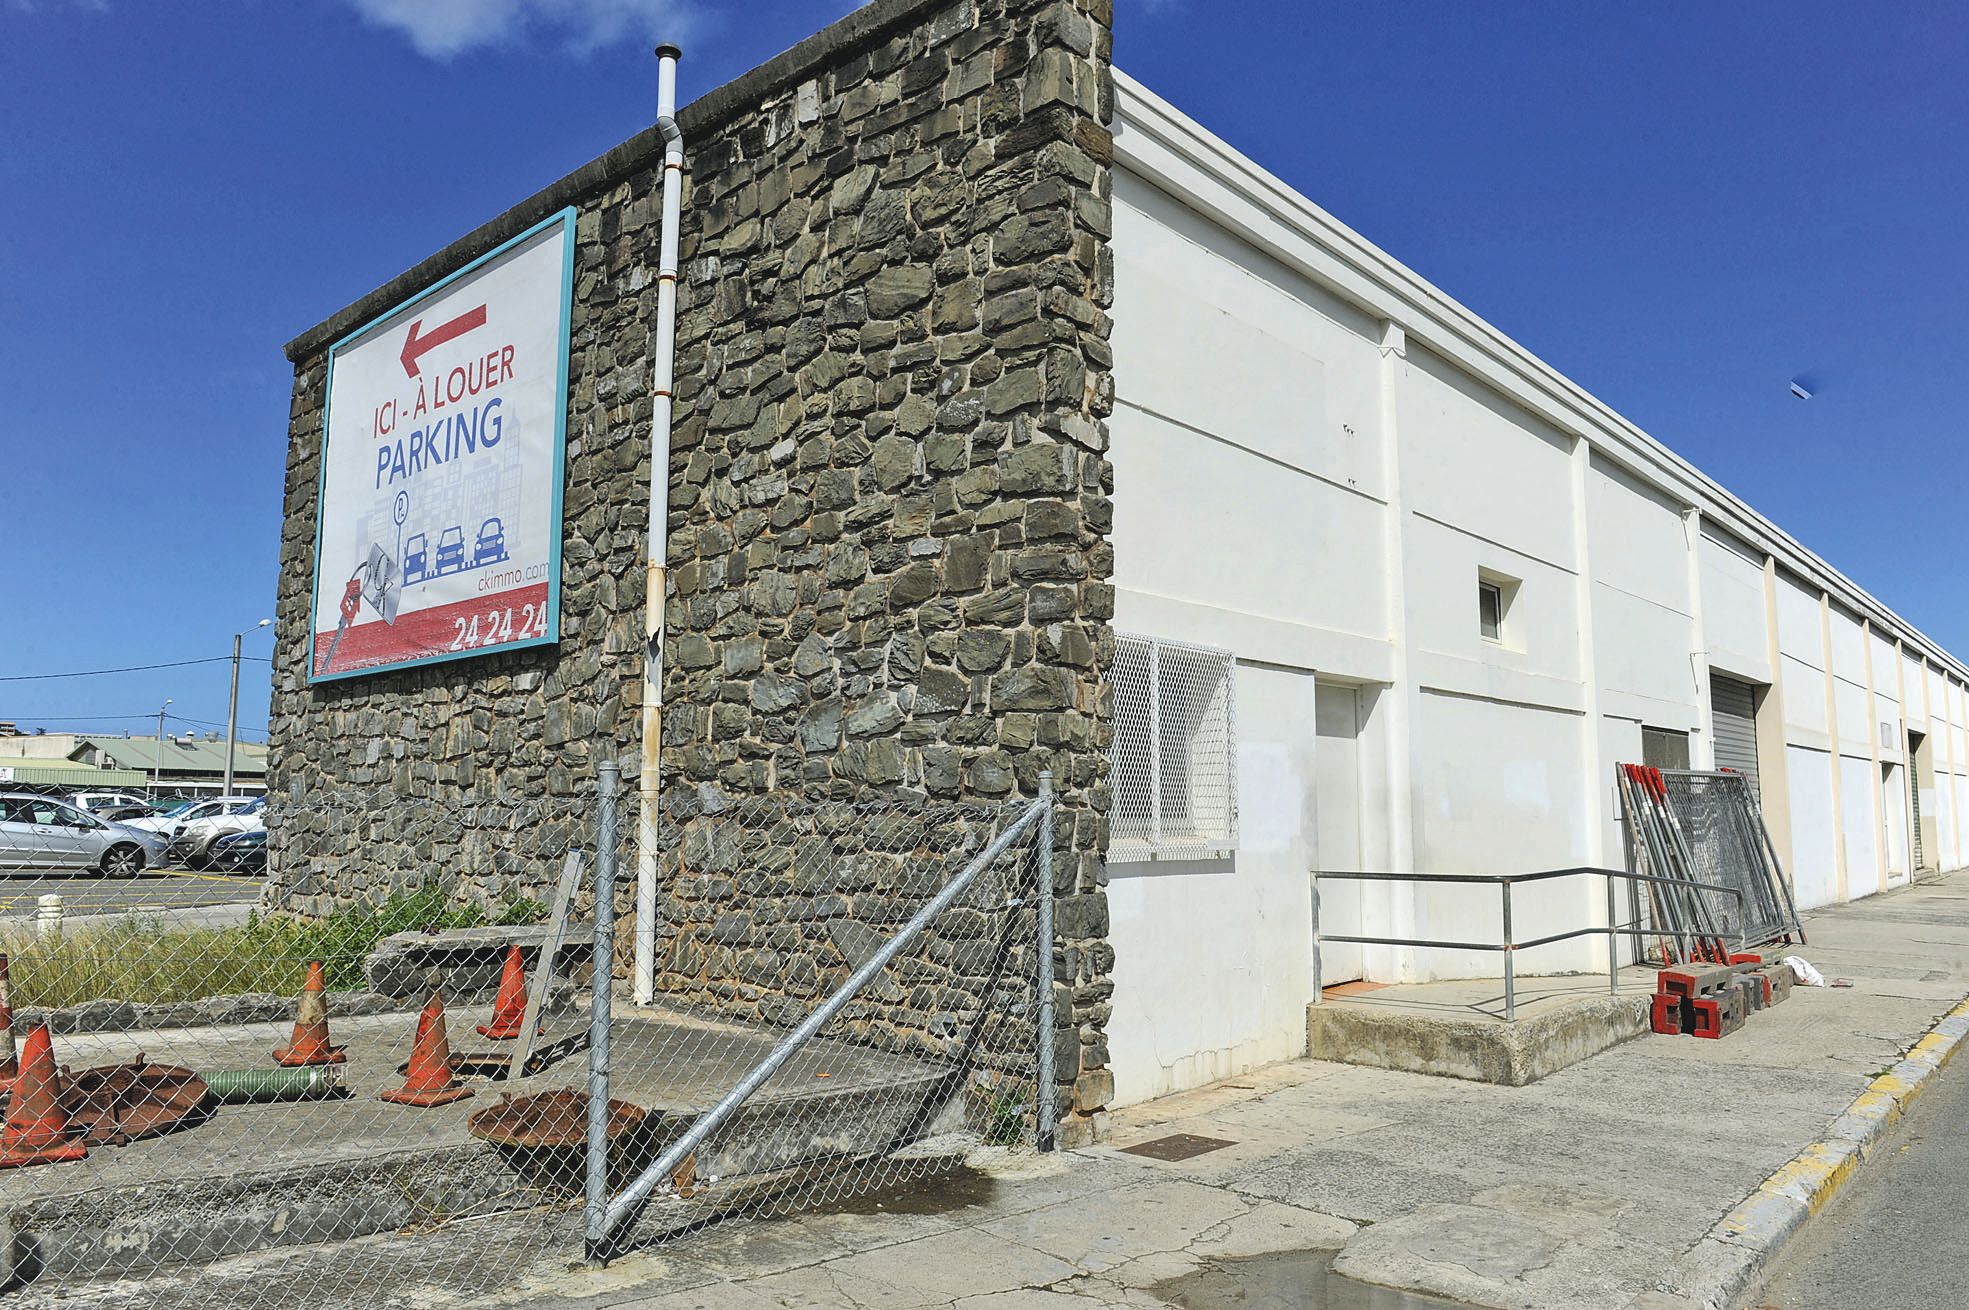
[1478, 581, 1504, 641]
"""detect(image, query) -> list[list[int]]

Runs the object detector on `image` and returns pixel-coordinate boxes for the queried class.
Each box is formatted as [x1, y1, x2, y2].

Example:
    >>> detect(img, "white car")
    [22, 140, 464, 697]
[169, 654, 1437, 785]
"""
[118, 796, 259, 841]
[68, 791, 157, 821]
[166, 798, 266, 870]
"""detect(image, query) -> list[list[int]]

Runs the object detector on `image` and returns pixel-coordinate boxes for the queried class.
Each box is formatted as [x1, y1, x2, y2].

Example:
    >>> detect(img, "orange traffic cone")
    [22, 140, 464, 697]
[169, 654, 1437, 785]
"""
[476, 945, 532, 1039]
[0, 954, 18, 1091]
[0, 1025, 88, 1168]
[380, 991, 473, 1107]
[274, 961, 347, 1067]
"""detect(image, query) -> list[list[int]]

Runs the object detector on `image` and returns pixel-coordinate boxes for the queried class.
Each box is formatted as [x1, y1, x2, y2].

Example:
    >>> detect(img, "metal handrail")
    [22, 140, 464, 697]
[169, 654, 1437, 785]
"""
[589, 790, 1052, 1258]
[1311, 866, 1747, 1020]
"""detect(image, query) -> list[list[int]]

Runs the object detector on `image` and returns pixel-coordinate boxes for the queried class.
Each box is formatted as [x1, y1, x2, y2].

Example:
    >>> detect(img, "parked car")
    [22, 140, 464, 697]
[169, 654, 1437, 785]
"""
[68, 791, 156, 822]
[166, 797, 265, 870]
[435, 526, 466, 575]
[208, 828, 267, 874]
[119, 796, 258, 841]
[0, 793, 168, 876]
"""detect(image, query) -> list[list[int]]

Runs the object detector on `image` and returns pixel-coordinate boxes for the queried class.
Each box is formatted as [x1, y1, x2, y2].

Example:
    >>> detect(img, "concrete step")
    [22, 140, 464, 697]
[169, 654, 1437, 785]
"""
[1307, 976, 1654, 1085]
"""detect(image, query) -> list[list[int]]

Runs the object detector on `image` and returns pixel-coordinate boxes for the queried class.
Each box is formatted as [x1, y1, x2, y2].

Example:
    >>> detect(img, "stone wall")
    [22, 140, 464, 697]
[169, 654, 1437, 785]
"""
[273, 0, 1117, 1143]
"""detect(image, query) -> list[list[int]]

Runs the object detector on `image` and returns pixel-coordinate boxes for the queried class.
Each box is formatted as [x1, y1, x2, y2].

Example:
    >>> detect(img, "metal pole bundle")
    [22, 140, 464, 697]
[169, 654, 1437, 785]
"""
[1618, 764, 1730, 964]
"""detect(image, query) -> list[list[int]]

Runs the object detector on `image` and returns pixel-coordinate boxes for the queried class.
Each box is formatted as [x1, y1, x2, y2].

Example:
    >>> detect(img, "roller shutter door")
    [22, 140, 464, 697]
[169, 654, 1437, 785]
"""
[1711, 675, 1761, 795]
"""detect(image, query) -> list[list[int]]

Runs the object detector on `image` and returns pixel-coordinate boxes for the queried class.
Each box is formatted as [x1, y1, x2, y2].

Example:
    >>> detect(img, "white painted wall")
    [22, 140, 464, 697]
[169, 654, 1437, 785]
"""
[1702, 528, 1771, 683]
[1787, 746, 1840, 909]
[1102, 73, 1969, 1104]
[1104, 662, 1321, 1105]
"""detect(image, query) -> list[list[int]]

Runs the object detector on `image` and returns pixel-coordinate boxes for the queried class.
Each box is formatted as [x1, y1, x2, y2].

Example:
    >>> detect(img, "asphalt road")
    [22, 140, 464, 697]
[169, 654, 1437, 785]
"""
[1756, 1042, 1969, 1309]
[0, 868, 263, 921]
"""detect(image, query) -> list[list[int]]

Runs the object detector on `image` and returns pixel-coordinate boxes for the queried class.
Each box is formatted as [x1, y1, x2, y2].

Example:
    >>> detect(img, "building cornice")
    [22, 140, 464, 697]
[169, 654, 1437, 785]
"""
[1112, 68, 1968, 685]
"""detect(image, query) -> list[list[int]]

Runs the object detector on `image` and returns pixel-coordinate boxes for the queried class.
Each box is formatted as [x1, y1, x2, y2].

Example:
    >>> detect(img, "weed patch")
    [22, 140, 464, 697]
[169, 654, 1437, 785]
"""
[4, 889, 547, 1008]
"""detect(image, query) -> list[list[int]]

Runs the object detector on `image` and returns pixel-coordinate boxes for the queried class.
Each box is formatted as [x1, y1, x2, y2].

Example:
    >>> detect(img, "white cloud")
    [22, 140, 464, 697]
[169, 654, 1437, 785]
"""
[344, 0, 692, 61]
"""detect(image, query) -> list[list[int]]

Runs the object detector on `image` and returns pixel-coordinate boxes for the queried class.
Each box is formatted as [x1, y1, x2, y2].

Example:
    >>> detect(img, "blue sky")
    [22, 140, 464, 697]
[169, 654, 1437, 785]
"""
[2, 0, 1965, 745]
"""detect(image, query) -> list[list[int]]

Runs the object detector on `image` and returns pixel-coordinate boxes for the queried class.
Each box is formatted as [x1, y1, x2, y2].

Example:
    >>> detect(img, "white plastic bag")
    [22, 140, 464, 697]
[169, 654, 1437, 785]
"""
[1783, 955, 1826, 987]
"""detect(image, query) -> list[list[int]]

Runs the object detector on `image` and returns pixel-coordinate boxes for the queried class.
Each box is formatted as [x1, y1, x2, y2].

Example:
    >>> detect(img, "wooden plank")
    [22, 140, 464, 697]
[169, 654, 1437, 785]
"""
[505, 848, 585, 1082]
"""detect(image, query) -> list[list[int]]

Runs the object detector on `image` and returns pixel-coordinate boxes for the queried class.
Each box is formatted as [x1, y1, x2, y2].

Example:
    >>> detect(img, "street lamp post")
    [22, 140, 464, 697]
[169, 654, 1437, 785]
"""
[224, 619, 272, 798]
[153, 699, 172, 792]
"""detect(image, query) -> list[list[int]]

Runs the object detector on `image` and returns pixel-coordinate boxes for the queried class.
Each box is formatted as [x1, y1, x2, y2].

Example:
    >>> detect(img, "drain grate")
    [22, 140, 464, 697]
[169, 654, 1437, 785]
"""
[1120, 1133, 1236, 1161]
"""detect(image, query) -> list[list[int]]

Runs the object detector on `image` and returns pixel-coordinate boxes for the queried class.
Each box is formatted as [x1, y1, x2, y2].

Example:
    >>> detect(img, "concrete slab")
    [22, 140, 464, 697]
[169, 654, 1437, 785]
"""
[1307, 969, 1657, 1084]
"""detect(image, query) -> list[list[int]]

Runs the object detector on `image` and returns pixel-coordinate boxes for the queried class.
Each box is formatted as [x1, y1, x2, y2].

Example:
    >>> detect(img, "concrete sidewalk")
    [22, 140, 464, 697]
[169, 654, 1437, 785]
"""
[36, 871, 1969, 1310]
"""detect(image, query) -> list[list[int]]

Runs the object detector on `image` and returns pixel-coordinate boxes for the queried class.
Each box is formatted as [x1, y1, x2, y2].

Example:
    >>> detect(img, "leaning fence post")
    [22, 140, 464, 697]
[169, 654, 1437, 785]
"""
[585, 759, 620, 1264]
[1036, 772, 1057, 1152]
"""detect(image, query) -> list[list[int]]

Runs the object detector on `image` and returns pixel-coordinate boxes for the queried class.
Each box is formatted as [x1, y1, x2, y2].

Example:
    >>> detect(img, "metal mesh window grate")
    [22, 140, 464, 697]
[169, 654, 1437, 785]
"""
[1109, 633, 1237, 861]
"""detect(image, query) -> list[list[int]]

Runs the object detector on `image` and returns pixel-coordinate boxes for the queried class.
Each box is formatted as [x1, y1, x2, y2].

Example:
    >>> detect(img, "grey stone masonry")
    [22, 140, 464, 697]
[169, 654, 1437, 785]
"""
[274, 0, 1117, 1145]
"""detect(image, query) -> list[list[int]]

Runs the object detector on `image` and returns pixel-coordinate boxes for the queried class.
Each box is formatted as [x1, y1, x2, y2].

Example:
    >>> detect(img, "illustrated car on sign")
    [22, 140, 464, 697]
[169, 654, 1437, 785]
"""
[473, 517, 508, 567]
[402, 533, 430, 584]
[435, 526, 466, 575]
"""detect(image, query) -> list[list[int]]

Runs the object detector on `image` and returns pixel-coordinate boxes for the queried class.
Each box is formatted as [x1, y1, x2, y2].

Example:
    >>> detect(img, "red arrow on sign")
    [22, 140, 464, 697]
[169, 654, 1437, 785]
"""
[399, 304, 488, 378]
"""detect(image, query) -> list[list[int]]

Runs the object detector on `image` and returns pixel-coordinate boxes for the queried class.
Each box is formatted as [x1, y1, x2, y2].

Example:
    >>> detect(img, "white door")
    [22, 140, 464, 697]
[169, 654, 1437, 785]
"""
[1882, 763, 1911, 887]
[1314, 682, 1365, 985]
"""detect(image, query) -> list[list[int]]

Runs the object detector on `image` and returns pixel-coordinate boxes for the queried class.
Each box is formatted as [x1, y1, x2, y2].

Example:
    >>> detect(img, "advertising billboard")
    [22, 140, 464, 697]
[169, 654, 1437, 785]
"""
[309, 209, 574, 682]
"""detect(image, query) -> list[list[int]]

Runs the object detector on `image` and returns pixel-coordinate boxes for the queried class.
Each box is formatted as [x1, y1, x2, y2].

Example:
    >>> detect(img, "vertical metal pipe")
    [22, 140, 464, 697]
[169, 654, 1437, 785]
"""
[635, 44, 686, 1006]
[1035, 772, 1057, 1152]
[1501, 881, 1515, 1021]
[584, 760, 620, 1263]
[1605, 869, 1619, 997]
[1309, 873, 1323, 1005]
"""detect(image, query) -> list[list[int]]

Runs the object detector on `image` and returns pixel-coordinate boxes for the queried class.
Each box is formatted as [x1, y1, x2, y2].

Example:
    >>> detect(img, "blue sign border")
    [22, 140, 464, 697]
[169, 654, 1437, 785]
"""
[307, 207, 576, 685]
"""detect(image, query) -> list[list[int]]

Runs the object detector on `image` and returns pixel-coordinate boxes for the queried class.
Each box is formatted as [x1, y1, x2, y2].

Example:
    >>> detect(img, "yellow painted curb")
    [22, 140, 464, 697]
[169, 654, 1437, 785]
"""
[1716, 990, 1969, 1273]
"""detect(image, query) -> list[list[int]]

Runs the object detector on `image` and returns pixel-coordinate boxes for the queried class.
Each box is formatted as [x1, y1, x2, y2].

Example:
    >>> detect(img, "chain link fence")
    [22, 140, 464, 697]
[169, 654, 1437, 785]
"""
[0, 771, 1053, 1306]
[592, 773, 1049, 1254]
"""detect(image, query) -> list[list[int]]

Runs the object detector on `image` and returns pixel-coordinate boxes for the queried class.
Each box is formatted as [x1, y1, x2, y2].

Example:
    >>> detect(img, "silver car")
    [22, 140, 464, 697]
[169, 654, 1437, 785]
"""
[0, 793, 169, 876]
[117, 796, 258, 842]
[166, 797, 266, 871]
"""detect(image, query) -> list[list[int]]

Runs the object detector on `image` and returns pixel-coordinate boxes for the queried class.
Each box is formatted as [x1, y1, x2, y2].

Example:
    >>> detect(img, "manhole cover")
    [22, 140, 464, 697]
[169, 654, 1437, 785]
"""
[61, 1058, 211, 1146]
[1120, 1133, 1236, 1161]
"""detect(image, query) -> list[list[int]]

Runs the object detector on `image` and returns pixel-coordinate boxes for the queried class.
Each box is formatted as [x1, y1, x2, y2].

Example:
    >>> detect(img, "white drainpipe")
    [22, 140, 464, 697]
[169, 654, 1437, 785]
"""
[635, 43, 684, 1005]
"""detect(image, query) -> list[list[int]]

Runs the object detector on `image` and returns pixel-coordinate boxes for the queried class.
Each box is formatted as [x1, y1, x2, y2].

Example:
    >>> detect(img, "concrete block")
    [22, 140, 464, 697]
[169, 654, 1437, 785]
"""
[1306, 993, 1651, 1086]
[365, 924, 592, 998]
[1658, 963, 1735, 1000]
[1689, 987, 1747, 1039]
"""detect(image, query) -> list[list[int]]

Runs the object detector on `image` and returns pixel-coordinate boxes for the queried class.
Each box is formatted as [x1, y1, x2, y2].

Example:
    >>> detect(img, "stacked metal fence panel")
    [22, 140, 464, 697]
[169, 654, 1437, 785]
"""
[1620, 765, 1803, 963]
[1658, 770, 1800, 949]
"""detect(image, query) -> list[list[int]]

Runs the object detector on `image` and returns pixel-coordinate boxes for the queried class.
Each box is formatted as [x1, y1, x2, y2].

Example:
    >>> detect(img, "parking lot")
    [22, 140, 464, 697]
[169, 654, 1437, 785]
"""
[0, 866, 262, 923]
